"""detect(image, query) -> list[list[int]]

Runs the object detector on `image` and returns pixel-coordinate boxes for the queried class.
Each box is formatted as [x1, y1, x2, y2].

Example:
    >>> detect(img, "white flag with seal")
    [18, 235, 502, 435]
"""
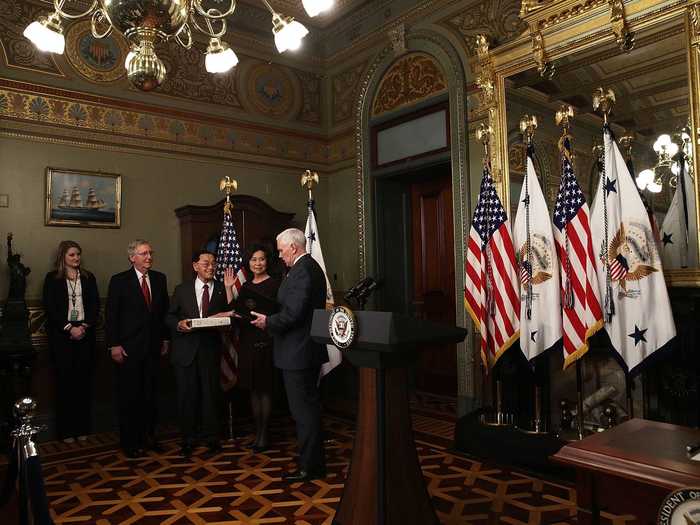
[305, 204, 342, 377]
[590, 127, 676, 372]
[660, 153, 698, 269]
[512, 146, 562, 360]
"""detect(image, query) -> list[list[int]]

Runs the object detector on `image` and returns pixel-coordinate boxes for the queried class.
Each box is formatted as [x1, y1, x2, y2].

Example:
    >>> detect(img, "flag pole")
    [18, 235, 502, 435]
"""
[476, 124, 509, 426]
[556, 105, 587, 439]
[219, 175, 239, 442]
[519, 114, 548, 434]
[593, 87, 617, 323]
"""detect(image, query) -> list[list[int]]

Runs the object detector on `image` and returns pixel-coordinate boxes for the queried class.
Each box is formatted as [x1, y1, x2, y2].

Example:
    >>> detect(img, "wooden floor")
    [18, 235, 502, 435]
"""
[4, 394, 633, 524]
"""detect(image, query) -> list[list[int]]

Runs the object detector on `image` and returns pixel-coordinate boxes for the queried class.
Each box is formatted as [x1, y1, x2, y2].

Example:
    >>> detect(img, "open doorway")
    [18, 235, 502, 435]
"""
[374, 162, 457, 396]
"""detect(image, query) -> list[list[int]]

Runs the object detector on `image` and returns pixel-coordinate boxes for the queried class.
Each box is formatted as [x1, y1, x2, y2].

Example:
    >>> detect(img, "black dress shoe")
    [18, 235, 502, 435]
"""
[180, 444, 193, 457]
[251, 443, 270, 453]
[282, 468, 327, 482]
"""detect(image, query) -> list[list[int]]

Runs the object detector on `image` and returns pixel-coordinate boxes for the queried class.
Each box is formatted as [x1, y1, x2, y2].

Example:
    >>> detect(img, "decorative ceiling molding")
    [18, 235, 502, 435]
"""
[371, 52, 447, 117]
[439, 0, 526, 56]
[0, 78, 348, 164]
[0, 0, 64, 76]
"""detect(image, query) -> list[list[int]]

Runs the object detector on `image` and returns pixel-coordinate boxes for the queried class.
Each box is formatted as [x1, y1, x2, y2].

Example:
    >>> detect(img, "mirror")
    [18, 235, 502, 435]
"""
[471, 0, 700, 429]
[485, 2, 700, 277]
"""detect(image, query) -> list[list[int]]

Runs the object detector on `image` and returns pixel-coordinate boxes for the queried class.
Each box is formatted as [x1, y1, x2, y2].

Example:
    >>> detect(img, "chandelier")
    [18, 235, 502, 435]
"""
[636, 128, 693, 194]
[24, 0, 333, 91]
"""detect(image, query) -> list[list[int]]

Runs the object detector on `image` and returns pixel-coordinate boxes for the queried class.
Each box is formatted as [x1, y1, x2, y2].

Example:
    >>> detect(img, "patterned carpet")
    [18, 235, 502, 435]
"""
[12, 395, 631, 524]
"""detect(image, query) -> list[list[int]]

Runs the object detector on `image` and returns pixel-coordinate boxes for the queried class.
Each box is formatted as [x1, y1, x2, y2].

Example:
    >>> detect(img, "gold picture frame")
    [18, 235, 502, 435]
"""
[45, 167, 121, 228]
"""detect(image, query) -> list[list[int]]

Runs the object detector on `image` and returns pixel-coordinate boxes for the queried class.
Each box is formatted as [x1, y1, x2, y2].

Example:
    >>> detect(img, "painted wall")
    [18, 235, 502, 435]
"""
[0, 136, 329, 300]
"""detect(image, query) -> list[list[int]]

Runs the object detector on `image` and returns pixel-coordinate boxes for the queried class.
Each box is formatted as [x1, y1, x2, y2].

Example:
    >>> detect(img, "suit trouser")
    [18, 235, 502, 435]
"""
[173, 349, 220, 445]
[282, 367, 325, 472]
[116, 353, 156, 450]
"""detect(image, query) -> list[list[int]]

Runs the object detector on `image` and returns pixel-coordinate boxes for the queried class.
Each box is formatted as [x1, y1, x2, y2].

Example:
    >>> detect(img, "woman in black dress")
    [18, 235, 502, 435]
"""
[42, 240, 99, 443]
[234, 244, 280, 452]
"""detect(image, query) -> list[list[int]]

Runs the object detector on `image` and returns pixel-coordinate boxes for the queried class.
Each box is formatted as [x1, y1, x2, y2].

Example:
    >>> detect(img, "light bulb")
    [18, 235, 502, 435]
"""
[648, 181, 662, 193]
[273, 17, 308, 53]
[24, 17, 65, 54]
[302, 0, 333, 17]
[205, 39, 238, 73]
[667, 142, 679, 157]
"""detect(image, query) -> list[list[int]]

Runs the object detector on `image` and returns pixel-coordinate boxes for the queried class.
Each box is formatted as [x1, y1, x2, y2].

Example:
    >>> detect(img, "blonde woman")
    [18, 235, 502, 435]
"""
[42, 241, 99, 443]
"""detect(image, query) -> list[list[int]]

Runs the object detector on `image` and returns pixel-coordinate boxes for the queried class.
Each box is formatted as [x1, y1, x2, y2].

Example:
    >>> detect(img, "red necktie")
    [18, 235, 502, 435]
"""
[201, 284, 209, 318]
[141, 274, 151, 309]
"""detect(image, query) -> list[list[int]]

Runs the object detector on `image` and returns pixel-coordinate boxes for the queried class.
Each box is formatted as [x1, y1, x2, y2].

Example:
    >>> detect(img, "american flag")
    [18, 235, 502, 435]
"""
[464, 164, 520, 368]
[215, 208, 247, 390]
[552, 136, 603, 369]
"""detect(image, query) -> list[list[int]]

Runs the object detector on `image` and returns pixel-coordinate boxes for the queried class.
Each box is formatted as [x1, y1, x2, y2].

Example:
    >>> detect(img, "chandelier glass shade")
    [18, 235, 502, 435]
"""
[24, 0, 333, 91]
[636, 129, 693, 193]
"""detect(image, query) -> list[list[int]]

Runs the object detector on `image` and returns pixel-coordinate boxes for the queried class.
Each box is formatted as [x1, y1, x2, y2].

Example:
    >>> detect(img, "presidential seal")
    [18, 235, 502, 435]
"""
[518, 232, 554, 287]
[658, 487, 700, 525]
[328, 306, 357, 350]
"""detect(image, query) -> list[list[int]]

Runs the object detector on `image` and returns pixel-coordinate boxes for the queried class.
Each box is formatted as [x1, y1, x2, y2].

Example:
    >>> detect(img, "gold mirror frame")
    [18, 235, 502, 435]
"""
[475, 0, 700, 286]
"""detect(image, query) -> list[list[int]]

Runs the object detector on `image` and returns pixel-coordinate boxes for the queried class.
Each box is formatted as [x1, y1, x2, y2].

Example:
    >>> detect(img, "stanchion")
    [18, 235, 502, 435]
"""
[226, 399, 236, 443]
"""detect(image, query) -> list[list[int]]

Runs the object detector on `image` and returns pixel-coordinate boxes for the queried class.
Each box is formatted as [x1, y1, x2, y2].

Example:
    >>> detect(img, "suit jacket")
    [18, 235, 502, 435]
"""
[105, 268, 169, 360]
[42, 270, 100, 343]
[267, 254, 329, 370]
[166, 279, 229, 367]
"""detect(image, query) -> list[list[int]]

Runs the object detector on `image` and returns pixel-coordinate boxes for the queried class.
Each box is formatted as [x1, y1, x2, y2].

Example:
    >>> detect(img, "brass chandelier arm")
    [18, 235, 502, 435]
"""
[174, 23, 193, 49]
[193, 0, 236, 20]
[91, 9, 112, 39]
[53, 0, 98, 20]
[190, 11, 227, 39]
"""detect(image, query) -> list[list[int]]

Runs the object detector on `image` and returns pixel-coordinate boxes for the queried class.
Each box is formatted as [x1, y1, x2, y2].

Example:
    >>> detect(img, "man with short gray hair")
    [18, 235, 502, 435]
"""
[251, 227, 328, 481]
[106, 239, 170, 458]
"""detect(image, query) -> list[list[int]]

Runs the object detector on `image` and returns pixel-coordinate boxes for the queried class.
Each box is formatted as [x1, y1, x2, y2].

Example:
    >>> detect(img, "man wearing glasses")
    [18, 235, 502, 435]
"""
[166, 250, 232, 457]
[106, 239, 170, 459]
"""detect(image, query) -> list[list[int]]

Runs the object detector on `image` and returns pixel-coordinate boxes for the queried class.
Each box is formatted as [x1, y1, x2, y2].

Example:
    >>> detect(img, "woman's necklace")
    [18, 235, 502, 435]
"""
[67, 269, 80, 321]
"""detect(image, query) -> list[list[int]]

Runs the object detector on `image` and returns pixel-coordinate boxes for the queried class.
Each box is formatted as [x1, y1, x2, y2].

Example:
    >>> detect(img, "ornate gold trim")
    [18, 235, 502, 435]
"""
[609, 0, 635, 51]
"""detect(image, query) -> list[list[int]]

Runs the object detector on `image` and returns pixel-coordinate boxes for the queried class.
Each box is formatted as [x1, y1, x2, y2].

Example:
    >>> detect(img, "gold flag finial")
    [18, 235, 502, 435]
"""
[219, 176, 238, 214]
[555, 104, 574, 130]
[476, 123, 493, 163]
[519, 114, 538, 144]
[592, 87, 616, 124]
[300, 169, 319, 201]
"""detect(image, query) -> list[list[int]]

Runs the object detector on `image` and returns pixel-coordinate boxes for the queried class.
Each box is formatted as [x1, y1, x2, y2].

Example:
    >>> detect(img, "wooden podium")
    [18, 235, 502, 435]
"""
[552, 418, 700, 524]
[311, 310, 468, 525]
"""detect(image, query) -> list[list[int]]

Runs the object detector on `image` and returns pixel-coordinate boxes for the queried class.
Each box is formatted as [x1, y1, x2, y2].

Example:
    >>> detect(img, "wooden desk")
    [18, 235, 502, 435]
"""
[552, 419, 700, 525]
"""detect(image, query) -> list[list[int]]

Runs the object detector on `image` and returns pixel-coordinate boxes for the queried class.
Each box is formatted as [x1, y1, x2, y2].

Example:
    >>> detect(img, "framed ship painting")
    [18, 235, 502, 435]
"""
[45, 168, 121, 228]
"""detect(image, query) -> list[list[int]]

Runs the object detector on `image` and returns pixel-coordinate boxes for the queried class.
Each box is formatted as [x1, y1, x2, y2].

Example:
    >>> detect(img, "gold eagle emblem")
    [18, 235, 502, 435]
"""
[607, 223, 657, 291]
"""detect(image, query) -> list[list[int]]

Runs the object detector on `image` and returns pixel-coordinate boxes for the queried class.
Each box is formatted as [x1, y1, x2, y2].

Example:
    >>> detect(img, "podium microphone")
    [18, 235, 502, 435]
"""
[344, 277, 374, 301]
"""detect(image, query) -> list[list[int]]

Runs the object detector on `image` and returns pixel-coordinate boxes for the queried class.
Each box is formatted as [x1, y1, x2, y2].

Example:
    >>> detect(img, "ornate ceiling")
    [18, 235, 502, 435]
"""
[508, 18, 688, 147]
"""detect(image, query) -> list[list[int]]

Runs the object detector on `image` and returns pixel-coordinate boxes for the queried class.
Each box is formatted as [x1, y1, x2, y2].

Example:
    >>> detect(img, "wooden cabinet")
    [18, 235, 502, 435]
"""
[174, 195, 295, 282]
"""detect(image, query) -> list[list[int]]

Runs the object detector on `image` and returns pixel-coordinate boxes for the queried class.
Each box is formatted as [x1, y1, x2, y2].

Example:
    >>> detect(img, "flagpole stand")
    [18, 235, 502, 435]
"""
[520, 386, 548, 434]
[575, 360, 586, 440]
[481, 379, 514, 426]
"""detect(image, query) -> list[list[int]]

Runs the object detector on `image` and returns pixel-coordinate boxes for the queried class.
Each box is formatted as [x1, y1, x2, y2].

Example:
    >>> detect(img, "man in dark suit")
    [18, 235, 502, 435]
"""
[106, 239, 170, 458]
[251, 228, 328, 482]
[166, 250, 231, 456]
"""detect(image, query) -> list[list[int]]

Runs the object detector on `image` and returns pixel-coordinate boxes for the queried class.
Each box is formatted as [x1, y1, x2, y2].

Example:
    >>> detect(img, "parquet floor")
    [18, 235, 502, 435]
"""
[29, 396, 633, 524]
